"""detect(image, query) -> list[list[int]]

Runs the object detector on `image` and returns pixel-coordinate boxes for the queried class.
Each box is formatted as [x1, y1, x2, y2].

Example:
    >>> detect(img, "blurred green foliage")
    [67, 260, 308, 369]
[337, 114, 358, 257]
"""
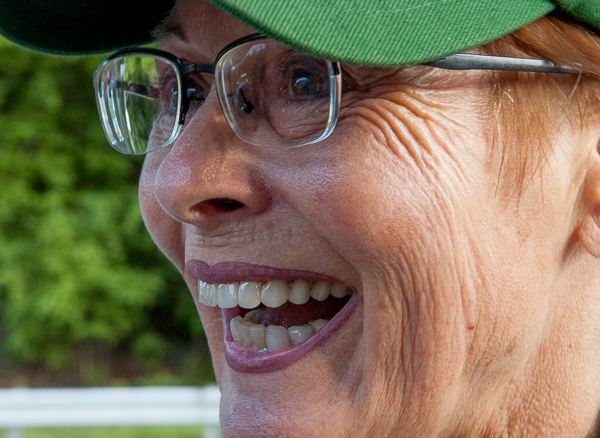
[0, 38, 211, 385]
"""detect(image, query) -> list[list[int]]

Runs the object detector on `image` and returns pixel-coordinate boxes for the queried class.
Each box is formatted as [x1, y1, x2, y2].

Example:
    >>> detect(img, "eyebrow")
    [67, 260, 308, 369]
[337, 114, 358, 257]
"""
[151, 13, 188, 42]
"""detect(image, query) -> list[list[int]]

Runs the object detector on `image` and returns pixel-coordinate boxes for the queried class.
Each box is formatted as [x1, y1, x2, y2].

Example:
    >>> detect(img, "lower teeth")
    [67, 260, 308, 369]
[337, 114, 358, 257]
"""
[230, 315, 329, 352]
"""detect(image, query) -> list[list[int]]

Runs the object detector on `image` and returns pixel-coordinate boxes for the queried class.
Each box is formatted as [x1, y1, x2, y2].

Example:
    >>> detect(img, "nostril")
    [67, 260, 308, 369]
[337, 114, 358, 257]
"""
[191, 198, 245, 217]
[211, 198, 244, 211]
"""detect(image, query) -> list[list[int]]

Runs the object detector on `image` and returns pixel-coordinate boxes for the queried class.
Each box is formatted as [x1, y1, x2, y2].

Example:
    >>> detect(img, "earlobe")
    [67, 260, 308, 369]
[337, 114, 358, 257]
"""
[577, 158, 600, 258]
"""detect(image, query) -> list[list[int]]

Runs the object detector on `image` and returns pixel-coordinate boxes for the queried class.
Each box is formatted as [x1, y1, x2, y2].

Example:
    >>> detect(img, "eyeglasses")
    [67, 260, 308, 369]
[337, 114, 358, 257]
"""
[93, 33, 580, 155]
[94, 34, 340, 154]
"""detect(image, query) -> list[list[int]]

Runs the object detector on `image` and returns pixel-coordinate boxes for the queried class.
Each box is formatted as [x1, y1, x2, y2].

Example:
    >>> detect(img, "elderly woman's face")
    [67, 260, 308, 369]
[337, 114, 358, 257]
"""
[139, 1, 600, 436]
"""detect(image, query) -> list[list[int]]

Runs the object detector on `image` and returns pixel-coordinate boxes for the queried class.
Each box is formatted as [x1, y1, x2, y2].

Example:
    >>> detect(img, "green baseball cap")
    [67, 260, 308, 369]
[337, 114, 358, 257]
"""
[0, 0, 599, 66]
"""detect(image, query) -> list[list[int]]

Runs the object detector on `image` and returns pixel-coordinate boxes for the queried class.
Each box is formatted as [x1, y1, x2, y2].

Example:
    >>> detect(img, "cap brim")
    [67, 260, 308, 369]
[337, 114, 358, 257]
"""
[0, 0, 555, 66]
[209, 0, 556, 66]
[0, 0, 174, 55]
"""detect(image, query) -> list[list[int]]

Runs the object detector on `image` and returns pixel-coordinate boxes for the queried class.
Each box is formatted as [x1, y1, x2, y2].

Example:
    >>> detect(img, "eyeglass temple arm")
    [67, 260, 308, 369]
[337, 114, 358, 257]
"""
[424, 53, 580, 75]
[116, 81, 159, 99]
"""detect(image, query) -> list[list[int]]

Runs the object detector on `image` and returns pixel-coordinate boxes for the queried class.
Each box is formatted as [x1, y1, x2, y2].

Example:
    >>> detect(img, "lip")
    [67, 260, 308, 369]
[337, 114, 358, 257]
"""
[185, 260, 359, 373]
[186, 260, 344, 283]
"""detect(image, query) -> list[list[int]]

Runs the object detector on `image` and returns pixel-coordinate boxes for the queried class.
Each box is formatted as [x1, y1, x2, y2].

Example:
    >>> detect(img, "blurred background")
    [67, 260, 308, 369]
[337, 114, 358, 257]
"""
[0, 36, 215, 390]
[0, 34, 220, 438]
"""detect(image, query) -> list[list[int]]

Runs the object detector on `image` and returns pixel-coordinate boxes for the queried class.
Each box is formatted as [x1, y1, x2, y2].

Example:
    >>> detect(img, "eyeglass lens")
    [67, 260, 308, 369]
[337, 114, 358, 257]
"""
[95, 54, 183, 154]
[94, 38, 337, 155]
[215, 39, 334, 148]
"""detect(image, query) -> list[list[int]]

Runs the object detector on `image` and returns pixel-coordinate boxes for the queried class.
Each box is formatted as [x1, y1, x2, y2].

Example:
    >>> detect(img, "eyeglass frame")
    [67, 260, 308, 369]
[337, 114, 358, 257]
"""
[94, 33, 341, 153]
[93, 32, 581, 155]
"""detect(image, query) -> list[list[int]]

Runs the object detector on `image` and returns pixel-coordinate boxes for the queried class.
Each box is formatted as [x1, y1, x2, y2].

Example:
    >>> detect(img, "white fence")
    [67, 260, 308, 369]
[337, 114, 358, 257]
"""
[0, 386, 221, 438]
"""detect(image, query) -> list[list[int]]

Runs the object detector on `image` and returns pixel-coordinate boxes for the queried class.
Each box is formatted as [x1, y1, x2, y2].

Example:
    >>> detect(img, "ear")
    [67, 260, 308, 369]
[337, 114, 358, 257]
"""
[577, 155, 600, 258]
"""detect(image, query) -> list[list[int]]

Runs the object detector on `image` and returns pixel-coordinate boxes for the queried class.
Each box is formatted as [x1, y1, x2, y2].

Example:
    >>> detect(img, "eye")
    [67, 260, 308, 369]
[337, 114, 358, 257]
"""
[271, 52, 330, 101]
[157, 71, 180, 109]
[291, 68, 325, 96]
[186, 73, 210, 107]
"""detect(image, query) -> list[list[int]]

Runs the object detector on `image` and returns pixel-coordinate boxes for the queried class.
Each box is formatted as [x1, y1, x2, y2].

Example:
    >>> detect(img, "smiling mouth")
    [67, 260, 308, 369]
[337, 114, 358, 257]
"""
[198, 280, 352, 352]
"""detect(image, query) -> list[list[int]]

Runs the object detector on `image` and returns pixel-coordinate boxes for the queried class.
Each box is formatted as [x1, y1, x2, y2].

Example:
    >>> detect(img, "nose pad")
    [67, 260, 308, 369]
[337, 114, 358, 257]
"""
[153, 94, 271, 228]
[236, 86, 254, 115]
[180, 83, 220, 129]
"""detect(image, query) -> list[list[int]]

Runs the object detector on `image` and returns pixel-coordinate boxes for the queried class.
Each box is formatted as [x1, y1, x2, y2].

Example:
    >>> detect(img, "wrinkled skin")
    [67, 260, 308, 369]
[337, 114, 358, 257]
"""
[138, 1, 600, 436]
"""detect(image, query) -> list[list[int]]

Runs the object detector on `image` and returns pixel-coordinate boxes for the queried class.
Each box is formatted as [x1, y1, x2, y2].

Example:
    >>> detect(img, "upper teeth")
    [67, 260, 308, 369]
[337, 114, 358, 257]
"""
[198, 279, 351, 309]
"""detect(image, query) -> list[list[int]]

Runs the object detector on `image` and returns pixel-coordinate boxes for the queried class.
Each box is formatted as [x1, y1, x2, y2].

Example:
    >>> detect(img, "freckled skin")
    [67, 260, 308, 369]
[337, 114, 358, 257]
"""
[138, 1, 600, 436]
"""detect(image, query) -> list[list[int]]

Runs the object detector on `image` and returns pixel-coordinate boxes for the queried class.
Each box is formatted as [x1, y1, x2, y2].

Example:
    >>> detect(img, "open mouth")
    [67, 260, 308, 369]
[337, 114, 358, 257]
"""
[198, 280, 352, 352]
[186, 260, 358, 373]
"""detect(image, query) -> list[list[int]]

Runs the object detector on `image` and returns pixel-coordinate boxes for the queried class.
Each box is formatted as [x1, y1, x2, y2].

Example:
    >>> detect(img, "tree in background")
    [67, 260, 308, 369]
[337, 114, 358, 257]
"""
[0, 38, 212, 386]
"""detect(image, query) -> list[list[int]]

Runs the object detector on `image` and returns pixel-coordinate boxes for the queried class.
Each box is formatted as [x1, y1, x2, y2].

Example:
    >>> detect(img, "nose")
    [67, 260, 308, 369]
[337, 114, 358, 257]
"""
[153, 99, 272, 230]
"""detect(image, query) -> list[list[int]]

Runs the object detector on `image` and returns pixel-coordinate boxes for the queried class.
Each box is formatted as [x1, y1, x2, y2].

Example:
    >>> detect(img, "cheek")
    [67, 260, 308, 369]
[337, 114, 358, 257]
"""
[139, 152, 186, 271]
[278, 91, 492, 270]
[271, 95, 546, 405]
[276, 102, 486, 325]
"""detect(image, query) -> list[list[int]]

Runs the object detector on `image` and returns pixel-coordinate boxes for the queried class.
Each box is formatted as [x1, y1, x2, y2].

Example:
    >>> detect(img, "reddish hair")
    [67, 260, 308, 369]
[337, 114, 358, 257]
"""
[480, 12, 600, 195]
